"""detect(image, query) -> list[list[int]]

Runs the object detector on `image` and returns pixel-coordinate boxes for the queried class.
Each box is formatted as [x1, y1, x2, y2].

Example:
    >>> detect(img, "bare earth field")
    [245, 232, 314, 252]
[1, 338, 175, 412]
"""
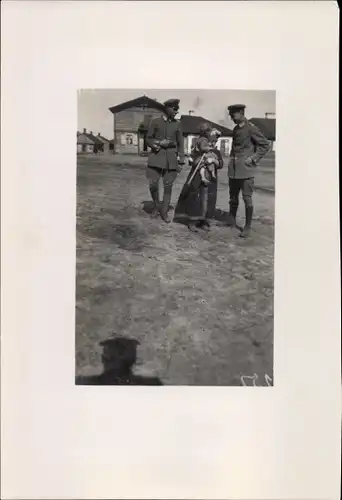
[76, 154, 275, 386]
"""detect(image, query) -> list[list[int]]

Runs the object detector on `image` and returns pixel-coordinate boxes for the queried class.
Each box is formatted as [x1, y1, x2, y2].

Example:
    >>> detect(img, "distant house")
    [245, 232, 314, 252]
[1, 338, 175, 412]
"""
[180, 115, 233, 157]
[249, 117, 276, 152]
[83, 130, 105, 154]
[77, 129, 110, 154]
[77, 129, 95, 154]
[95, 133, 110, 153]
[108, 95, 233, 156]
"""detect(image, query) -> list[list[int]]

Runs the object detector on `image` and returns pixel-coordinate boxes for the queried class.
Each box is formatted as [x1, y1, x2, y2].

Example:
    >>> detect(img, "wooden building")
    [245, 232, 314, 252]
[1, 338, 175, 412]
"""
[109, 95, 165, 155]
[77, 129, 95, 154]
[108, 95, 234, 157]
[95, 133, 110, 153]
[77, 129, 110, 154]
[84, 130, 105, 153]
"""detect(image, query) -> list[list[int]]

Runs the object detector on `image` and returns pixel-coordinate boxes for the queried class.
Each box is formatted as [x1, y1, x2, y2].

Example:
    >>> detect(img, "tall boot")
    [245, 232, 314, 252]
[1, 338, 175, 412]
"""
[149, 187, 160, 218]
[240, 206, 253, 238]
[160, 190, 172, 223]
[226, 204, 238, 227]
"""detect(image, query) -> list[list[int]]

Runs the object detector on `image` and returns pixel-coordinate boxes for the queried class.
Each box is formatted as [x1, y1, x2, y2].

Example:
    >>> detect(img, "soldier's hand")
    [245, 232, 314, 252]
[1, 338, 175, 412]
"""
[245, 156, 254, 166]
[159, 139, 171, 148]
[152, 144, 161, 152]
[176, 165, 183, 173]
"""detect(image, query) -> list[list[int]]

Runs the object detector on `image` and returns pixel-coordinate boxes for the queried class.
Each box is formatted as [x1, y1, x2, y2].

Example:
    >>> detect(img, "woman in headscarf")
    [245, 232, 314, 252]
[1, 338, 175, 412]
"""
[174, 123, 224, 231]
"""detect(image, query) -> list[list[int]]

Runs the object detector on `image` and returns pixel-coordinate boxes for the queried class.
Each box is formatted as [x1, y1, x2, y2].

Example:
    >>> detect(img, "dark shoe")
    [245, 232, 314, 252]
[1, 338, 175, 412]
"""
[239, 226, 252, 238]
[160, 210, 172, 223]
[188, 222, 199, 232]
[151, 206, 160, 218]
[198, 220, 211, 231]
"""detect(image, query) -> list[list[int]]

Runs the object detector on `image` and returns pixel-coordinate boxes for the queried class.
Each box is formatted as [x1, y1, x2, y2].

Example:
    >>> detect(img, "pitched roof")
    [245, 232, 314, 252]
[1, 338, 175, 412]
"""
[84, 131, 104, 144]
[249, 118, 276, 141]
[109, 95, 165, 114]
[96, 133, 110, 143]
[77, 132, 95, 145]
[180, 115, 233, 137]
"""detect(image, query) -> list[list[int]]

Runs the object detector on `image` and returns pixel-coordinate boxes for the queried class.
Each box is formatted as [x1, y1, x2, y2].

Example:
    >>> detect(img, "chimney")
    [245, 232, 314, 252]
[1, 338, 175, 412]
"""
[83, 128, 86, 133]
[97, 133, 100, 136]
[90, 131, 93, 135]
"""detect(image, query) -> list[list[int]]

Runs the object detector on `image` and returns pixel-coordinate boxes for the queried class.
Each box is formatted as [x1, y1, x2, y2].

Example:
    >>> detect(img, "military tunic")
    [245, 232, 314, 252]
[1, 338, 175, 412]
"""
[228, 120, 270, 179]
[146, 116, 185, 171]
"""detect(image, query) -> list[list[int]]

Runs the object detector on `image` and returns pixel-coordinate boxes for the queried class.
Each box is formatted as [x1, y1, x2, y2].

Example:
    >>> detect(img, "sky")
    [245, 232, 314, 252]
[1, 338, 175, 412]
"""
[78, 89, 276, 140]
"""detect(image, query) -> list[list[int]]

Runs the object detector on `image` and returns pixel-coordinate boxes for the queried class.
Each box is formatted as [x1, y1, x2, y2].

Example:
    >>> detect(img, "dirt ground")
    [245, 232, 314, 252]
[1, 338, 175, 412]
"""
[75, 154, 275, 386]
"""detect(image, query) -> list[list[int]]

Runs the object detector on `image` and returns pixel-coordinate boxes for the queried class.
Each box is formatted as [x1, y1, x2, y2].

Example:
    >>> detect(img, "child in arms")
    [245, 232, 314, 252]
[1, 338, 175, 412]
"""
[189, 125, 222, 186]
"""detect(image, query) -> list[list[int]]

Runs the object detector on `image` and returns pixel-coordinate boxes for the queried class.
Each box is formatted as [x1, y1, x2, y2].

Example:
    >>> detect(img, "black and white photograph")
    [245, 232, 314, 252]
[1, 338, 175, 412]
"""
[76, 89, 276, 386]
[3, 1, 340, 498]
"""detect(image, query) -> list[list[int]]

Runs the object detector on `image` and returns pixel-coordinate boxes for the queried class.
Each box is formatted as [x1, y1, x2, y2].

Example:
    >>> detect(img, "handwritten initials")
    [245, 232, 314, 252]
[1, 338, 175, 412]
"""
[240, 373, 273, 386]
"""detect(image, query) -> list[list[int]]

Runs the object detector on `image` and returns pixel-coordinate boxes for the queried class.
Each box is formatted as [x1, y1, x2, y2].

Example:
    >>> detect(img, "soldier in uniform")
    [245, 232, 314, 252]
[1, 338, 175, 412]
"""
[226, 104, 270, 238]
[146, 98, 185, 223]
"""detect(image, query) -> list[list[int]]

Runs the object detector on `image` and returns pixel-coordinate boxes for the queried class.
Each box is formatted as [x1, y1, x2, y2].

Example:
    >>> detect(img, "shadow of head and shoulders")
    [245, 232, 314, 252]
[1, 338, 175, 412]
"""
[76, 337, 163, 386]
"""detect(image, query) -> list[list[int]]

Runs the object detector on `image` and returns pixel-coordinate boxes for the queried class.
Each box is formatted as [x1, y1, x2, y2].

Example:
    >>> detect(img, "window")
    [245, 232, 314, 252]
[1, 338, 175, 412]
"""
[121, 133, 137, 146]
[125, 134, 134, 145]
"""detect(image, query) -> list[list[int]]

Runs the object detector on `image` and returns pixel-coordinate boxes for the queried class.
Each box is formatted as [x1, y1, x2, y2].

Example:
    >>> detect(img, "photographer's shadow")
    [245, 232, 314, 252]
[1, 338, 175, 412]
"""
[76, 337, 163, 386]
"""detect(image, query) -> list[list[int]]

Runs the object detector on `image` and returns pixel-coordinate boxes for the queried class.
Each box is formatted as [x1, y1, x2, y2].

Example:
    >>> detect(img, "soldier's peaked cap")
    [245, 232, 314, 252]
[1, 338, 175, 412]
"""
[164, 98, 180, 109]
[227, 104, 246, 113]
